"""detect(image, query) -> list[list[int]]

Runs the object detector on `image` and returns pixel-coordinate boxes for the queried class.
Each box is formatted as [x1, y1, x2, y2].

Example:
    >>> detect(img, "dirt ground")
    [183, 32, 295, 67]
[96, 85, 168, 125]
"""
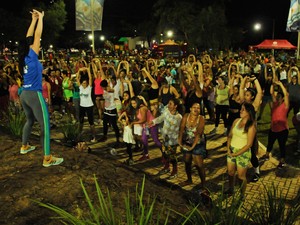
[0, 129, 193, 225]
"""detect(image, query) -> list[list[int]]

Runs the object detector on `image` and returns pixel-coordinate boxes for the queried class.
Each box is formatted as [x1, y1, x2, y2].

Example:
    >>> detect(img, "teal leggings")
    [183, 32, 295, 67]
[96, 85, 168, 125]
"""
[20, 90, 50, 156]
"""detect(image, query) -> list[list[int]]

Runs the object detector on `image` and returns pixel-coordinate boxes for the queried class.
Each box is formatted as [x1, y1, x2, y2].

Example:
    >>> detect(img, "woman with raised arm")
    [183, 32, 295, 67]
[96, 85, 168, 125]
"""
[91, 58, 106, 125]
[239, 72, 263, 182]
[19, 9, 63, 167]
[287, 65, 300, 116]
[261, 81, 289, 168]
[76, 66, 97, 142]
[257, 63, 276, 121]
[183, 61, 203, 114]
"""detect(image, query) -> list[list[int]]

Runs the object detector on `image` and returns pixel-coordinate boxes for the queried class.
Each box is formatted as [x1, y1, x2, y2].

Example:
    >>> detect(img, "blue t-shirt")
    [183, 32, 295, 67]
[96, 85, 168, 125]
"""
[22, 48, 43, 92]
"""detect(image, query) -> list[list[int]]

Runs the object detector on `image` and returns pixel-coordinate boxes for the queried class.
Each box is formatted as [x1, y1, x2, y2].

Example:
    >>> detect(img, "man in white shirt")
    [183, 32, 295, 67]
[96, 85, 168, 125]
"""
[99, 79, 121, 147]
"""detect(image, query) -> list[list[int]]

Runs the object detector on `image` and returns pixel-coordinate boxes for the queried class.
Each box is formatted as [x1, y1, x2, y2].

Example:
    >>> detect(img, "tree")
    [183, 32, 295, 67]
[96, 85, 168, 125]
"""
[40, 0, 67, 49]
[153, 0, 233, 52]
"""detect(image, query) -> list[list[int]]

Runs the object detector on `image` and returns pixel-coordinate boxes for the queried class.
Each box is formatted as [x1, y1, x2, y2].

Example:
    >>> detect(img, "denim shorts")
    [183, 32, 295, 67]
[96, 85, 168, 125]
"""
[182, 141, 207, 158]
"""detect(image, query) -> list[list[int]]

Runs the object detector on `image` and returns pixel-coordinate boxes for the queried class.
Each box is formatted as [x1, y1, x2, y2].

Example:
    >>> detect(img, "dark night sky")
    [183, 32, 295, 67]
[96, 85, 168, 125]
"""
[0, 0, 295, 45]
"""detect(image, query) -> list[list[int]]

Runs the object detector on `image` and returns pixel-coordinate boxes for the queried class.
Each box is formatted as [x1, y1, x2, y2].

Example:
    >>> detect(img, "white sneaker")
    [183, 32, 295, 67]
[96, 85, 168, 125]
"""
[90, 138, 97, 143]
[20, 145, 36, 154]
[43, 155, 64, 167]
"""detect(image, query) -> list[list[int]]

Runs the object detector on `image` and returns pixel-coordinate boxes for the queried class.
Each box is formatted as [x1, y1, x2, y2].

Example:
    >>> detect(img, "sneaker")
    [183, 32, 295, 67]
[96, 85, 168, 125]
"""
[98, 136, 107, 142]
[157, 168, 170, 175]
[138, 154, 150, 161]
[260, 154, 269, 161]
[43, 155, 64, 167]
[90, 138, 97, 143]
[20, 145, 36, 154]
[277, 162, 286, 169]
[250, 173, 260, 182]
[168, 173, 178, 180]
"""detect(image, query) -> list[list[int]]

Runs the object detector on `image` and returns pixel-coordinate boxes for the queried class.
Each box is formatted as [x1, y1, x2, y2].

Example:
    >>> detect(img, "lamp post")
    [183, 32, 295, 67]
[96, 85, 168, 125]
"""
[167, 30, 173, 39]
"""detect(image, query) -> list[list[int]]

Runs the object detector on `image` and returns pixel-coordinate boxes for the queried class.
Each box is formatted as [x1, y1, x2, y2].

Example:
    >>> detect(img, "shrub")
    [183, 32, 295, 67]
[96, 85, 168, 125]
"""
[59, 113, 81, 145]
[33, 175, 171, 225]
[2, 102, 26, 137]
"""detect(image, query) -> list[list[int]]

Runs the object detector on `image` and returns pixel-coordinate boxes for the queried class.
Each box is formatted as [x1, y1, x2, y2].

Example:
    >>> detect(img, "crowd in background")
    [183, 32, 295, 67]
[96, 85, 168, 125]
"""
[1, 48, 300, 196]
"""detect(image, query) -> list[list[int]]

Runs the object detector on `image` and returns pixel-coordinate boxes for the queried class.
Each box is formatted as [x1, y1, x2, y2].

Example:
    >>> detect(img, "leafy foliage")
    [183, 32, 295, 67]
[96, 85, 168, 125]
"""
[59, 113, 81, 144]
[2, 102, 26, 137]
[244, 183, 300, 225]
[33, 175, 171, 225]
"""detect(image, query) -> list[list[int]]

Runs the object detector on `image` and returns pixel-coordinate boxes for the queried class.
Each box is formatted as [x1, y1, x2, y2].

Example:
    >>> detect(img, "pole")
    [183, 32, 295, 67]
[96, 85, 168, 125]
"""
[91, 0, 95, 54]
[271, 19, 275, 56]
[297, 32, 300, 60]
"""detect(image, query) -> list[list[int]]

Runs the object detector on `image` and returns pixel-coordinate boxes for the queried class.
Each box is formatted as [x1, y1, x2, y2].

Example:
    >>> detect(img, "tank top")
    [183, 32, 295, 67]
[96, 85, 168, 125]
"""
[271, 102, 289, 132]
[148, 87, 159, 101]
[229, 94, 241, 111]
[185, 91, 203, 113]
[94, 78, 104, 95]
[216, 86, 229, 105]
[183, 114, 201, 146]
[231, 118, 248, 149]
[42, 82, 49, 100]
[62, 78, 73, 98]
[161, 86, 174, 106]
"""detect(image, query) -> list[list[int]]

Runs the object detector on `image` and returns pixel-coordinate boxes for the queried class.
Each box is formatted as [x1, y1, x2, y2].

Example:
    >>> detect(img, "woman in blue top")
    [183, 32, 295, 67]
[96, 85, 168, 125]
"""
[19, 9, 63, 167]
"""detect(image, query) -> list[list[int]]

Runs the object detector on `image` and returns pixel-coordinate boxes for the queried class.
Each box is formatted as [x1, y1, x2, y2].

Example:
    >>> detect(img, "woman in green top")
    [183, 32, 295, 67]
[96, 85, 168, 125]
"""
[62, 70, 73, 114]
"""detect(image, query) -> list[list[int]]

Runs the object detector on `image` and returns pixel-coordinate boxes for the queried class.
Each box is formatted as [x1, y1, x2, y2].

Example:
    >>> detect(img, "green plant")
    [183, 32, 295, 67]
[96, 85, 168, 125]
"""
[174, 187, 247, 225]
[33, 175, 171, 225]
[2, 102, 26, 137]
[59, 113, 80, 144]
[244, 182, 300, 225]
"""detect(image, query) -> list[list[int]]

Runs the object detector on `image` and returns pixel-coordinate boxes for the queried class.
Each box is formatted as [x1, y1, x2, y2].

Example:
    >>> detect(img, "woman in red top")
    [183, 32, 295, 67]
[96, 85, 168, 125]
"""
[261, 80, 289, 168]
[91, 59, 106, 125]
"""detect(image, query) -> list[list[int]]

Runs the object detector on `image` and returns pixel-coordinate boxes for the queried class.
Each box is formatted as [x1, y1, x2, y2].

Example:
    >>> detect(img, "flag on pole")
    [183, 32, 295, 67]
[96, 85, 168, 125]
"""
[76, 0, 104, 31]
[286, 0, 300, 32]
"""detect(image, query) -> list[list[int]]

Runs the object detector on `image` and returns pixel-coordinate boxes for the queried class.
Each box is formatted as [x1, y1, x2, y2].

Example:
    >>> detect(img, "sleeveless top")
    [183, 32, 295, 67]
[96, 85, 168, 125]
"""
[148, 87, 159, 101]
[185, 91, 203, 113]
[271, 102, 289, 132]
[229, 94, 241, 111]
[231, 118, 248, 149]
[42, 82, 49, 100]
[62, 78, 73, 98]
[216, 86, 229, 105]
[161, 86, 174, 106]
[183, 114, 201, 146]
[94, 78, 104, 95]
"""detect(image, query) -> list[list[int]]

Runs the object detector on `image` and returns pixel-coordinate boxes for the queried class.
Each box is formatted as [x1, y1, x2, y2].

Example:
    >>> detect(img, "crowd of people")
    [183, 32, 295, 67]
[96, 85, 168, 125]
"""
[0, 12, 300, 197]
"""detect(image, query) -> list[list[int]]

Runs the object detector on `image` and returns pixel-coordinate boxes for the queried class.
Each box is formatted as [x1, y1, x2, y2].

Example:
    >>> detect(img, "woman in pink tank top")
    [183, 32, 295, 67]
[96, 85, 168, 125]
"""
[91, 59, 106, 124]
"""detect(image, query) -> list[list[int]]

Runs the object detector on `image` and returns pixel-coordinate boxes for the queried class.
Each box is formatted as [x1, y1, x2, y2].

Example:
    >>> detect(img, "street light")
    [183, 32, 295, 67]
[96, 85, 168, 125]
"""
[253, 23, 261, 31]
[167, 30, 173, 38]
[100, 35, 105, 41]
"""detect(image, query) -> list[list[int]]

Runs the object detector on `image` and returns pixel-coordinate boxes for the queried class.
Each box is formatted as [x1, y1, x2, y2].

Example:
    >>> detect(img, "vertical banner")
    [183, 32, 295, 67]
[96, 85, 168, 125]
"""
[76, 0, 105, 31]
[286, 0, 300, 32]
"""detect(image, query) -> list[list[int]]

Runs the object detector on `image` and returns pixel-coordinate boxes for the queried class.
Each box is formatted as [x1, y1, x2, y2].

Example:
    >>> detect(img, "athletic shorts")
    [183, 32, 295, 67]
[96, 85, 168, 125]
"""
[227, 146, 251, 168]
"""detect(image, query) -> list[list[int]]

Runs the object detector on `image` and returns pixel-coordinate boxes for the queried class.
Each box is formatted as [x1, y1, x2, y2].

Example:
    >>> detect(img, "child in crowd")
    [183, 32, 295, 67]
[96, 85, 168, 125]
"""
[118, 113, 135, 165]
